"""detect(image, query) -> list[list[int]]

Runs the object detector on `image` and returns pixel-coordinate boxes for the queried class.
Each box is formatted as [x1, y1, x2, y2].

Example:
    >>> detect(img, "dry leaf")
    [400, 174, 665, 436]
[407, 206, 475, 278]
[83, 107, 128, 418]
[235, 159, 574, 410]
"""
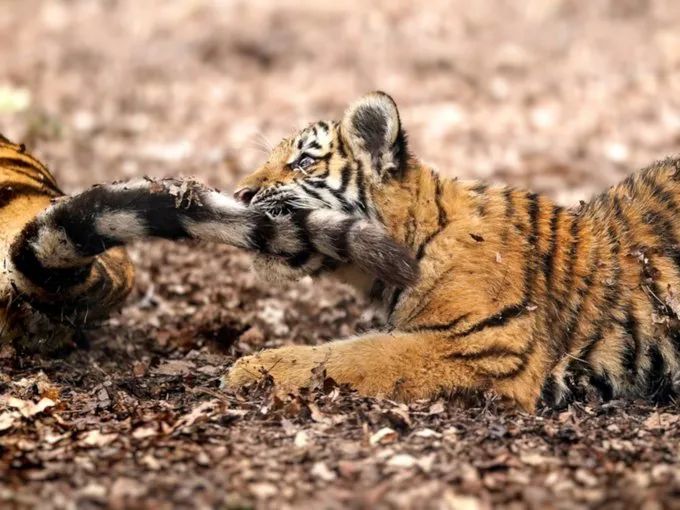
[0, 411, 18, 432]
[132, 426, 158, 440]
[428, 401, 446, 415]
[250, 482, 278, 499]
[414, 428, 442, 439]
[441, 491, 484, 510]
[81, 429, 117, 447]
[370, 427, 398, 446]
[387, 453, 418, 469]
[6, 397, 55, 418]
[172, 400, 220, 431]
[152, 359, 196, 376]
[293, 430, 310, 448]
[310, 461, 336, 481]
[643, 412, 680, 431]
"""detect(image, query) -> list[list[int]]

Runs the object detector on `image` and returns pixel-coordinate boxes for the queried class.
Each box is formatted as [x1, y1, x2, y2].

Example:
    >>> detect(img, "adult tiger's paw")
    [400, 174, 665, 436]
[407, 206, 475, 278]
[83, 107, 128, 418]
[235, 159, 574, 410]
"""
[221, 345, 331, 391]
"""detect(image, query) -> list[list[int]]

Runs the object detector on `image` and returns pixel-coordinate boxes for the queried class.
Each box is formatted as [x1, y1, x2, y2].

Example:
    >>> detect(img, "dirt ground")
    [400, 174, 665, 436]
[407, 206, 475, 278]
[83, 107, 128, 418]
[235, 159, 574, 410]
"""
[2, 0, 680, 508]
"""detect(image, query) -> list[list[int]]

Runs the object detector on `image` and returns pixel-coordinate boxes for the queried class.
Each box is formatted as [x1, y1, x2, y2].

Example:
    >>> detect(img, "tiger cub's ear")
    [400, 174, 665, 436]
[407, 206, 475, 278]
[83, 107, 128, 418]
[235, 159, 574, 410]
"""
[340, 91, 408, 180]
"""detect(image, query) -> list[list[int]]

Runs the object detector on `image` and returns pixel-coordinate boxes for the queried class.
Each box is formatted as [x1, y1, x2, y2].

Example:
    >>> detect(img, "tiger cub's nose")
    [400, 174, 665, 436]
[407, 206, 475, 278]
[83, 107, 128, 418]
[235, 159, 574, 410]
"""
[234, 187, 257, 205]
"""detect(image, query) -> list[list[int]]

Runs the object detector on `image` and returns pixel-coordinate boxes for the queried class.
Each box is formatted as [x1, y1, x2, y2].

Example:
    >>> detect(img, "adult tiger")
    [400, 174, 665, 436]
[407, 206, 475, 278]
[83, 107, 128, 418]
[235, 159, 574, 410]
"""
[0, 135, 418, 349]
[225, 91, 680, 411]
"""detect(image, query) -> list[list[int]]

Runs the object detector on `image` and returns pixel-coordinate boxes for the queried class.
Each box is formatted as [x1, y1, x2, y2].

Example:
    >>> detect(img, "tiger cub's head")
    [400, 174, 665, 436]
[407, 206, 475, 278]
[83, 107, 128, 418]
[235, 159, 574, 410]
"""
[235, 91, 408, 218]
[235, 92, 411, 285]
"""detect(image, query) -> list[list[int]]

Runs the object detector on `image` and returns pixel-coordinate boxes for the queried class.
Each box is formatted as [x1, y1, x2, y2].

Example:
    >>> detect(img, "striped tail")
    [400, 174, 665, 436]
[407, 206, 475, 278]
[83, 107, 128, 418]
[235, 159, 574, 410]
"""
[9, 178, 418, 311]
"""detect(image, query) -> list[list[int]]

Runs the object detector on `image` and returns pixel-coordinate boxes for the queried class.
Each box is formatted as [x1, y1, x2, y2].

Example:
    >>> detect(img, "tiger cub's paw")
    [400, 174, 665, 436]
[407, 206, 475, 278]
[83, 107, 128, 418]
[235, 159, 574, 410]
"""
[221, 345, 330, 392]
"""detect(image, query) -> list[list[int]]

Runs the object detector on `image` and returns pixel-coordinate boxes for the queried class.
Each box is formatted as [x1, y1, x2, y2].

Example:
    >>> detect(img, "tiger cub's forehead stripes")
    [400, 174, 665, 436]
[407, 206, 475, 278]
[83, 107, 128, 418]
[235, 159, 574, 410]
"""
[240, 120, 363, 219]
[285, 121, 336, 164]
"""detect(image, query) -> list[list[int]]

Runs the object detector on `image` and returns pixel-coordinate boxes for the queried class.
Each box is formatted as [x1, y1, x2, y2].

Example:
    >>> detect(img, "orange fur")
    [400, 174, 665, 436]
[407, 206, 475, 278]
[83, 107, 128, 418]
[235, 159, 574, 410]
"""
[226, 92, 680, 411]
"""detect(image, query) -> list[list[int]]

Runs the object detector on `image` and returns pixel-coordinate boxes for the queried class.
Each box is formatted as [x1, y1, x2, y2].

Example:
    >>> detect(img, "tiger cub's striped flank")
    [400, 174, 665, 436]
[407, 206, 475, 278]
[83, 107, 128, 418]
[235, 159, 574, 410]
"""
[1, 135, 417, 346]
[225, 91, 680, 411]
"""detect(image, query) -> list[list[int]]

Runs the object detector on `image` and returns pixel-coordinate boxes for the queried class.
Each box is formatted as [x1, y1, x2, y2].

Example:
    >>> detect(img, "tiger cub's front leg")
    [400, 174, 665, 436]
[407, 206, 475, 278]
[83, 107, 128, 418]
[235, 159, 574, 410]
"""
[224, 329, 544, 411]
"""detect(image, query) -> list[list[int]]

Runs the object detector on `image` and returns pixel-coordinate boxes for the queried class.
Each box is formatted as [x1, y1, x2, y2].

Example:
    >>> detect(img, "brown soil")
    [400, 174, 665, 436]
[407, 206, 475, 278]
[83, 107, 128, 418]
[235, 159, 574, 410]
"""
[1, 1, 679, 508]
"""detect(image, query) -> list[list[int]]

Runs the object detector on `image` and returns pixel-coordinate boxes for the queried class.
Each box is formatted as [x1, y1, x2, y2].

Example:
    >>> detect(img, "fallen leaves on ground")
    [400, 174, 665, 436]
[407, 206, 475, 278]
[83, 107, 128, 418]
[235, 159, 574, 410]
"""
[2, 0, 680, 507]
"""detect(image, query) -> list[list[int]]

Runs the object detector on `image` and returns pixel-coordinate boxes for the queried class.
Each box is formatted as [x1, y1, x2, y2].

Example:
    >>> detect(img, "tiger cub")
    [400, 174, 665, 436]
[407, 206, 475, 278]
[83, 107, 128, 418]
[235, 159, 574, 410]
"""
[225, 91, 680, 411]
[0, 135, 417, 349]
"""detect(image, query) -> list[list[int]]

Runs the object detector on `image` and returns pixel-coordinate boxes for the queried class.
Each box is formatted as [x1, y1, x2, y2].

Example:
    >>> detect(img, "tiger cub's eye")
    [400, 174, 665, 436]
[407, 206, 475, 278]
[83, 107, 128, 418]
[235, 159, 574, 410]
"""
[296, 155, 316, 171]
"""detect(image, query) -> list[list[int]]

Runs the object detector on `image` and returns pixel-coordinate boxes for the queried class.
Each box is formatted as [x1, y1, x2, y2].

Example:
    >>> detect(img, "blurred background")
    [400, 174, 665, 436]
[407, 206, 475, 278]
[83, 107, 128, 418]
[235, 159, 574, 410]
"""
[2, 0, 678, 204]
[2, 1, 680, 507]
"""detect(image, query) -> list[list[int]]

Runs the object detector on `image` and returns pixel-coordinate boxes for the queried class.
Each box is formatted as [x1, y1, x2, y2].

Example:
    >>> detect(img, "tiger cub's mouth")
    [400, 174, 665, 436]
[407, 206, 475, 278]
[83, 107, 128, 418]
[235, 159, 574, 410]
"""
[254, 201, 297, 217]
[250, 192, 301, 217]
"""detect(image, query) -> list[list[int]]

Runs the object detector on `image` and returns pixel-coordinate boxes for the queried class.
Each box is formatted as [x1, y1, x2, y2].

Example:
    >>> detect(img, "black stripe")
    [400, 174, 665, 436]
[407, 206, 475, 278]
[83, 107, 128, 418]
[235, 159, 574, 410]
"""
[539, 374, 562, 408]
[311, 256, 340, 277]
[563, 214, 582, 293]
[645, 345, 674, 404]
[333, 218, 356, 261]
[542, 206, 562, 292]
[50, 186, 192, 256]
[406, 313, 469, 333]
[315, 159, 331, 180]
[402, 264, 457, 324]
[450, 303, 526, 339]
[517, 193, 540, 314]
[324, 175, 356, 212]
[459, 351, 529, 381]
[355, 162, 368, 214]
[10, 221, 92, 292]
[503, 188, 515, 218]
[436, 175, 448, 227]
[621, 304, 641, 378]
[298, 180, 326, 201]
[493, 359, 532, 380]
[336, 134, 348, 158]
[589, 371, 614, 401]
[448, 345, 519, 360]
[386, 287, 404, 319]
[640, 171, 678, 215]
[612, 196, 631, 235]
[403, 170, 429, 251]
[501, 187, 514, 243]
[450, 321, 540, 380]
[471, 182, 488, 216]
[250, 214, 275, 252]
[0, 157, 61, 193]
[415, 174, 449, 259]
[608, 224, 620, 255]
[286, 251, 312, 268]
[284, 210, 317, 268]
[526, 193, 540, 248]
[0, 183, 49, 208]
[302, 179, 353, 213]
[415, 231, 438, 259]
[644, 209, 680, 274]
[339, 163, 352, 192]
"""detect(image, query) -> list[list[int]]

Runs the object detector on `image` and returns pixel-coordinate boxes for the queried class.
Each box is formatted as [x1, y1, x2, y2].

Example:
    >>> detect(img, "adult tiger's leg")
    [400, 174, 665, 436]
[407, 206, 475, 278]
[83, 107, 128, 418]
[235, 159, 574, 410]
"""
[224, 326, 545, 411]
